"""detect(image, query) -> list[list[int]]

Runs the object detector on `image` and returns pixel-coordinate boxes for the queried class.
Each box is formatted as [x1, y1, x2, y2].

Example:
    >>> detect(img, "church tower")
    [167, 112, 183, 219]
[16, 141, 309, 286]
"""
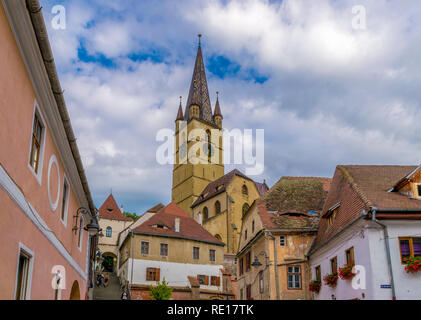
[172, 35, 224, 216]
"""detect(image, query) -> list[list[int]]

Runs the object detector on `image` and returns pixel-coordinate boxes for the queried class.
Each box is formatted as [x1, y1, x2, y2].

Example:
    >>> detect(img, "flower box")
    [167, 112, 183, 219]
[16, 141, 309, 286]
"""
[309, 280, 321, 293]
[323, 272, 338, 287]
[338, 262, 356, 280]
[403, 256, 421, 273]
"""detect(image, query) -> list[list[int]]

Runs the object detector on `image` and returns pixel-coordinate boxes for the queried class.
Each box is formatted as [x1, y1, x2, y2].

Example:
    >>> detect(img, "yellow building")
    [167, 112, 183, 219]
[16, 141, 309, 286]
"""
[117, 202, 234, 300]
[171, 36, 224, 215]
[97, 194, 133, 272]
[236, 177, 331, 300]
[191, 169, 268, 256]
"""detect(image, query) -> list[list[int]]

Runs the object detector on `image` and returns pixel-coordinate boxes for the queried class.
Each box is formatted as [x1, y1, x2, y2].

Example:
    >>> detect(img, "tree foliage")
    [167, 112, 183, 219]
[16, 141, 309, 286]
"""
[124, 211, 139, 221]
[149, 279, 173, 300]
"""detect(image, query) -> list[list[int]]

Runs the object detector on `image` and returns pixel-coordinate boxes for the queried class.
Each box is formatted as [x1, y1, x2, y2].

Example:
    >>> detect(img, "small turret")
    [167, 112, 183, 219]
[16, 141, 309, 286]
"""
[213, 91, 223, 128]
[176, 96, 184, 132]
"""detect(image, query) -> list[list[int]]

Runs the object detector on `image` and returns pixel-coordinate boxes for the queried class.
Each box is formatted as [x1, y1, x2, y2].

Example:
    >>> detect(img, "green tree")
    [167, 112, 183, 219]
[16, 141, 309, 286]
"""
[123, 211, 139, 221]
[149, 279, 173, 300]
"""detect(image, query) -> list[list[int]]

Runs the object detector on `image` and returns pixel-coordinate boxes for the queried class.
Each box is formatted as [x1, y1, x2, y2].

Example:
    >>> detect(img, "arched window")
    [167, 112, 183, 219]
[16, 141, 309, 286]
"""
[203, 207, 208, 221]
[215, 201, 221, 215]
[106, 226, 112, 237]
[206, 130, 212, 160]
[242, 184, 248, 195]
[214, 234, 222, 241]
[242, 203, 250, 216]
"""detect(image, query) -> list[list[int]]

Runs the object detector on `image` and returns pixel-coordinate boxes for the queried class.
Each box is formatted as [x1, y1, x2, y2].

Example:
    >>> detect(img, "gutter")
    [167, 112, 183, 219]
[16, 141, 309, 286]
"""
[25, 0, 96, 217]
[265, 231, 280, 300]
[370, 207, 397, 300]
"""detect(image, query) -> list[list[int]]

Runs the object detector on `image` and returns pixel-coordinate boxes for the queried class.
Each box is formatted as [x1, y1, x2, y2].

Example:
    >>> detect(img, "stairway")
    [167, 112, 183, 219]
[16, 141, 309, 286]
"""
[93, 272, 123, 300]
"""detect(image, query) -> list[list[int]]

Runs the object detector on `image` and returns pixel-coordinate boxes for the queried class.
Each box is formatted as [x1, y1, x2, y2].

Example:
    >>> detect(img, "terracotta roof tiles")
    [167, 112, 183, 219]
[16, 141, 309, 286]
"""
[98, 194, 132, 221]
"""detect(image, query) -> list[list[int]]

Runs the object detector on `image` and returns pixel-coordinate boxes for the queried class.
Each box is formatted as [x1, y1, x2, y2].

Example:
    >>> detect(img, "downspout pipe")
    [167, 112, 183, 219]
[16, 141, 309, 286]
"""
[266, 231, 280, 300]
[371, 207, 396, 300]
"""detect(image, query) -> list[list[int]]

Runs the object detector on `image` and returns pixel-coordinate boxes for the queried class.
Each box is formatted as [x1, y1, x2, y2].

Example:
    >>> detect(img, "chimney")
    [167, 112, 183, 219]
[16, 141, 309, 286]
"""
[175, 218, 180, 232]
[120, 205, 124, 213]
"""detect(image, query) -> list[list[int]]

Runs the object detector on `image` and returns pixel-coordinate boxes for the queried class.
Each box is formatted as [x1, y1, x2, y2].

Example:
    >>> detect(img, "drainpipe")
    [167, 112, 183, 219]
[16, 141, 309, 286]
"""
[130, 230, 134, 299]
[371, 207, 396, 300]
[266, 231, 280, 300]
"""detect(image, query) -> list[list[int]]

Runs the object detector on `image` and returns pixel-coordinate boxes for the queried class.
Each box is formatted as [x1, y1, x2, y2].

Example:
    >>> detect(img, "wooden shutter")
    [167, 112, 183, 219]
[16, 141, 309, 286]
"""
[146, 268, 151, 281]
[215, 276, 220, 286]
[155, 268, 160, 281]
[204, 275, 209, 285]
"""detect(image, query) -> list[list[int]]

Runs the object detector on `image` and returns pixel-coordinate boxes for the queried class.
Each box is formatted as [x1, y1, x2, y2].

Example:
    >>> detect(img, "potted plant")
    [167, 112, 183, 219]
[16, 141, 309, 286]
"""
[403, 257, 421, 273]
[323, 272, 338, 287]
[338, 262, 356, 280]
[309, 280, 321, 293]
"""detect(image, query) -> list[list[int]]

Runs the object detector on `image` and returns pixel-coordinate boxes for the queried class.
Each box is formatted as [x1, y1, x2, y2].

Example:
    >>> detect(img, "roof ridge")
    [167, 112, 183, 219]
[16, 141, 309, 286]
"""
[337, 165, 372, 209]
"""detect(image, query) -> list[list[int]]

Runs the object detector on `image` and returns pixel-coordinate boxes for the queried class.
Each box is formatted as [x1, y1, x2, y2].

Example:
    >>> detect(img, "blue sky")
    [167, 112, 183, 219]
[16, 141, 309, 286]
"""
[40, 0, 421, 214]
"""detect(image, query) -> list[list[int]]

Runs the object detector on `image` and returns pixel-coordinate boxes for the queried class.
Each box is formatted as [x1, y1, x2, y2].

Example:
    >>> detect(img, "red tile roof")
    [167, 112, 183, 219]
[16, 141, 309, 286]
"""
[133, 202, 225, 246]
[192, 169, 261, 207]
[98, 194, 132, 221]
[311, 165, 421, 253]
[256, 177, 329, 231]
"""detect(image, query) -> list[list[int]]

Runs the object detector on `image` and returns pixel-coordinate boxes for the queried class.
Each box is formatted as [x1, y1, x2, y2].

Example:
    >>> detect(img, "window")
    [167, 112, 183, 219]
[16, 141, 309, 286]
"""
[214, 234, 222, 241]
[246, 284, 252, 300]
[209, 249, 215, 262]
[106, 226, 112, 237]
[197, 275, 208, 285]
[279, 235, 286, 246]
[29, 112, 44, 174]
[259, 271, 264, 294]
[203, 207, 208, 221]
[252, 220, 255, 233]
[193, 247, 200, 260]
[345, 247, 355, 264]
[416, 184, 421, 198]
[206, 130, 212, 160]
[326, 208, 338, 227]
[287, 266, 301, 289]
[146, 268, 160, 281]
[399, 237, 421, 263]
[60, 177, 69, 223]
[215, 201, 221, 215]
[211, 276, 220, 286]
[78, 216, 84, 249]
[15, 250, 32, 300]
[246, 251, 251, 272]
[141, 241, 149, 254]
[160, 243, 168, 256]
[242, 184, 248, 195]
[242, 203, 250, 216]
[315, 265, 321, 281]
[245, 229, 247, 240]
[330, 256, 338, 273]
[239, 257, 244, 275]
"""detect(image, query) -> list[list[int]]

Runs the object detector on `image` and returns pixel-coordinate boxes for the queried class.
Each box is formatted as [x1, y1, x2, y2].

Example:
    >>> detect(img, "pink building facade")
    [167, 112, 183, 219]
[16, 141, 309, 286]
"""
[0, 0, 98, 299]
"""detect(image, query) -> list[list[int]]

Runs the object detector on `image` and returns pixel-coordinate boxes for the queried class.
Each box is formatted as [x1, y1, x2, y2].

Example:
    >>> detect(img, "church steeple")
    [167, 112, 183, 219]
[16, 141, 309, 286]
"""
[176, 96, 184, 121]
[184, 34, 214, 124]
[213, 91, 223, 128]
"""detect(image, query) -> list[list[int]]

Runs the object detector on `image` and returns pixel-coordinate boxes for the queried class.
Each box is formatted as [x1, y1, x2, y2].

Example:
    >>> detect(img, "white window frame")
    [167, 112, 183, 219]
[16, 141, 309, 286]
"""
[28, 101, 46, 186]
[60, 174, 70, 226]
[106, 226, 112, 237]
[14, 243, 34, 300]
[279, 235, 286, 246]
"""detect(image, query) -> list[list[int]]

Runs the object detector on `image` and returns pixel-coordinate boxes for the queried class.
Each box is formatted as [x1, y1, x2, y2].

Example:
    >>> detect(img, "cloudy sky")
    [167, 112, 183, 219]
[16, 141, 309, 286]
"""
[40, 0, 421, 215]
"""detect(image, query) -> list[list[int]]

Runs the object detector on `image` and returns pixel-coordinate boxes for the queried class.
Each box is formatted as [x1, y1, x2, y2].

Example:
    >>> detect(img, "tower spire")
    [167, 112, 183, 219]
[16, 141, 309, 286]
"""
[184, 34, 214, 124]
[176, 96, 184, 121]
[214, 91, 222, 118]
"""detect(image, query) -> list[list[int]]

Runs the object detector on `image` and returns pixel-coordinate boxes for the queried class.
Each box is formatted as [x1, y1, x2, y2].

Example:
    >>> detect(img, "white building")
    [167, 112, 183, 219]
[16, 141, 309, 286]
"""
[309, 165, 421, 300]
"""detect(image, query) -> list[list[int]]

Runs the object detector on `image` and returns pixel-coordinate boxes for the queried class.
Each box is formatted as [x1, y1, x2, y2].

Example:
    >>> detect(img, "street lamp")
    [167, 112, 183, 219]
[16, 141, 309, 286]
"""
[84, 219, 100, 236]
[251, 256, 263, 267]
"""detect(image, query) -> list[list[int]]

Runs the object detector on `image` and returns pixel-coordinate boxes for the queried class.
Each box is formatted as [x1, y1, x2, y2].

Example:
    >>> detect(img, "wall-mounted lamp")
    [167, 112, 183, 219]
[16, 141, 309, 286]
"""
[251, 256, 263, 267]
[72, 207, 100, 236]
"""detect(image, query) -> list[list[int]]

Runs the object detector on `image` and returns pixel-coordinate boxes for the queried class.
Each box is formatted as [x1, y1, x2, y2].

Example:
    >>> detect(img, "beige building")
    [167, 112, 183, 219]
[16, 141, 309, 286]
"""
[191, 169, 268, 256]
[97, 194, 133, 273]
[118, 202, 234, 300]
[237, 177, 330, 300]
[171, 37, 224, 215]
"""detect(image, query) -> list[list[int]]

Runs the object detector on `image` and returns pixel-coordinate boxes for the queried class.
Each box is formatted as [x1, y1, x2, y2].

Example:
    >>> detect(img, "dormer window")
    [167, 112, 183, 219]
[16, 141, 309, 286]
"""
[415, 183, 421, 198]
[153, 224, 168, 230]
[323, 202, 341, 228]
